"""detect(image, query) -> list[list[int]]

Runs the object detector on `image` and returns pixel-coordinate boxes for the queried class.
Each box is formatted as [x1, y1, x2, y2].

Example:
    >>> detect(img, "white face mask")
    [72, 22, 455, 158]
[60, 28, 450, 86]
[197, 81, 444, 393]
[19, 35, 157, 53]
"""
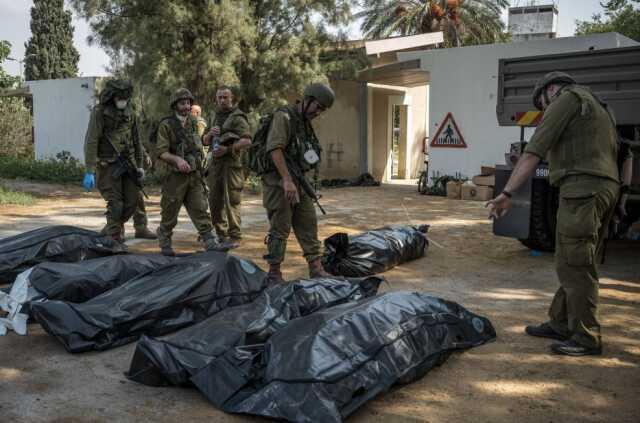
[115, 99, 128, 110]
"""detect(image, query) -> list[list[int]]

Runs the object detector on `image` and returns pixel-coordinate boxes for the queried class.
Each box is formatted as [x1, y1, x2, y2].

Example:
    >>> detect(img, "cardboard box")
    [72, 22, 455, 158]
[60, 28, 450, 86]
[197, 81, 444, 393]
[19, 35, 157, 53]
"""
[472, 174, 495, 187]
[446, 181, 462, 199]
[462, 184, 493, 201]
[480, 166, 495, 176]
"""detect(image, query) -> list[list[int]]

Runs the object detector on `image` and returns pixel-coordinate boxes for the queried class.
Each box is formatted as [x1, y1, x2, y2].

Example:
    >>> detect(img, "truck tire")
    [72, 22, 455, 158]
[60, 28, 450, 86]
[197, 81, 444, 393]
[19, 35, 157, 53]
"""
[519, 178, 558, 252]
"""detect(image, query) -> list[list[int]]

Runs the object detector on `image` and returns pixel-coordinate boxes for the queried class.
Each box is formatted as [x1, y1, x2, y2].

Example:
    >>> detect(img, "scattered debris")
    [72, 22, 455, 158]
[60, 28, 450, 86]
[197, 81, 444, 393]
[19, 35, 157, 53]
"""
[320, 173, 380, 189]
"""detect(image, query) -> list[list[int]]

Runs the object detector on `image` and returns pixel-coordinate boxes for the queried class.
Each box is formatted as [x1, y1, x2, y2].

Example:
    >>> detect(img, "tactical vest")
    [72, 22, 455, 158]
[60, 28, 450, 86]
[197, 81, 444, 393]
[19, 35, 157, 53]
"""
[97, 105, 136, 161]
[210, 108, 249, 168]
[546, 86, 619, 186]
[167, 115, 204, 172]
[282, 105, 322, 174]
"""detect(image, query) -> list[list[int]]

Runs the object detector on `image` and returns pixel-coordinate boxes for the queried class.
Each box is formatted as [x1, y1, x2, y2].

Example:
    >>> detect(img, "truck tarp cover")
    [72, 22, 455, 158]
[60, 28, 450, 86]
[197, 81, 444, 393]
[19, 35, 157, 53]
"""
[0, 255, 177, 336]
[322, 225, 429, 277]
[126, 276, 384, 387]
[191, 291, 496, 423]
[30, 252, 268, 352]
[0, 225, 127, 285]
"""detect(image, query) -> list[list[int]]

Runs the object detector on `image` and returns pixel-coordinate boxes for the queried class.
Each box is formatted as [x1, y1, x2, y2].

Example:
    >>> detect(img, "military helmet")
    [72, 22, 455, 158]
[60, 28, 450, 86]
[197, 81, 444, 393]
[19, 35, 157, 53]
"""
[303, 83, 335, 109]
[99, 79, 133, 105]
[532, 71, 576, 110]
[170, 88, 195, 108]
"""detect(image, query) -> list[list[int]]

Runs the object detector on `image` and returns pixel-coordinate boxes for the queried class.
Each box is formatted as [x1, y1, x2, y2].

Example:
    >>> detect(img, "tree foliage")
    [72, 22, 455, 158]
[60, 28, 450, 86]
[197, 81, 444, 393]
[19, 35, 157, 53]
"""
[0, 41, 33, 159]
[575, 0, 640, 42]
[358, 0, 510, 47]
[0, 40, 21, 89]
[24, 0, 80, 81]
[70, 0, 354, 117]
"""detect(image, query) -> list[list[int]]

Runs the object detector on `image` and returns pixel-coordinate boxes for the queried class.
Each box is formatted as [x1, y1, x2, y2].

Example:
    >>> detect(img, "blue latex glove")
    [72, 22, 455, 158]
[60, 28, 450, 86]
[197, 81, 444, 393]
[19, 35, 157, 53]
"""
[83, 172, 95, 191]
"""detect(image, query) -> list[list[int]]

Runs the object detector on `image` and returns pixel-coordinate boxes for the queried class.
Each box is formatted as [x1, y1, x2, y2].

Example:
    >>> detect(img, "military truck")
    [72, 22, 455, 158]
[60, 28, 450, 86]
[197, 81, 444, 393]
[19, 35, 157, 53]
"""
[493, 45, 640, 251]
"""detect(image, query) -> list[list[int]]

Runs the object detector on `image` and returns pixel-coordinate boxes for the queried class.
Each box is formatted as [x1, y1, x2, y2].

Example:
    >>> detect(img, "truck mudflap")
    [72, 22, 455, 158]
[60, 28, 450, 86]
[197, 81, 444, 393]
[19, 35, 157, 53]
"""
[493, 163, 558, 252]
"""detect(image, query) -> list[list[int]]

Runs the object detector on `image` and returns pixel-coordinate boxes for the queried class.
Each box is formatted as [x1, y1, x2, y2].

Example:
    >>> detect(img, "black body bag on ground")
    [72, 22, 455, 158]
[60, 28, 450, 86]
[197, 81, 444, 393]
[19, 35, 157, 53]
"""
[193, 291, 496, 423]
[0, 225, 127, 285]
[26, 254, 177, 303]
[0, 255, 177, 336]
[322, 225, 429, 277]
[30, 252, 268, 353]
[126, 276, 384, 387]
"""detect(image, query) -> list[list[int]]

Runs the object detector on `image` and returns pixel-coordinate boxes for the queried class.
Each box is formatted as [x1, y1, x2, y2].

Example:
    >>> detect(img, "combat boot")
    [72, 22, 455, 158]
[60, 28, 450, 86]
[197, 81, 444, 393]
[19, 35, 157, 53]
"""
[135, 226, 158, 240]
[157, 230, 175, 257]
[202, 232, 238, 252]
[308, 258, 331, 279]
[266, 263, 285, 285]
[101, 224, 125, 239]
[160, 245, 176, 257]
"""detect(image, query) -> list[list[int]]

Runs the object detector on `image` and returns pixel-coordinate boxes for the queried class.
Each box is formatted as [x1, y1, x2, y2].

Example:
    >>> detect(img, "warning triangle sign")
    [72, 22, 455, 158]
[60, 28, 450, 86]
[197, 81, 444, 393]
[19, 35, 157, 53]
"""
[430, 113, 467, 148]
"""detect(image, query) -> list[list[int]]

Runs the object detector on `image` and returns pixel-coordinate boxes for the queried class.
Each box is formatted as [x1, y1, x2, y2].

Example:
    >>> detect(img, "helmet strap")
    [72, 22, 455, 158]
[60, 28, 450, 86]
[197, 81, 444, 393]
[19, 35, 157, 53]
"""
[301, 97, 313, 122]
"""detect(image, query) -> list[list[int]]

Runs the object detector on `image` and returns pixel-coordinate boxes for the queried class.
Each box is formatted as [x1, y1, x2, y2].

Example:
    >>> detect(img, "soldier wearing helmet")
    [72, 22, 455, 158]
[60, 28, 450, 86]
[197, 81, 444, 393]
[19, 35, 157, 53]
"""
[154, 88, 235, 256]
[488, 71, 622, 357]
[202, 86, 252, 244]
[261, 82, 335, 283]
[83, 78, 149, 244]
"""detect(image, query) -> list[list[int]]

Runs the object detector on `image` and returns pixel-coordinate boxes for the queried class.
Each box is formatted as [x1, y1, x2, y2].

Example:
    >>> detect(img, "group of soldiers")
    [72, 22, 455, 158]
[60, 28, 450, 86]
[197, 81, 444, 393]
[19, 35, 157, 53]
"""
[83, 71, 631, 358]
[83, 79, 335, 283]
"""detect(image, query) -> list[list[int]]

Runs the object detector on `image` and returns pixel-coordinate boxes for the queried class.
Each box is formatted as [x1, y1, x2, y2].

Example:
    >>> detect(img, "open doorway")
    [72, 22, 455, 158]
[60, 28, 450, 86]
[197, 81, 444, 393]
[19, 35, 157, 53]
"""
[390, 104, 408, 180]
[367, 83, 428, 184]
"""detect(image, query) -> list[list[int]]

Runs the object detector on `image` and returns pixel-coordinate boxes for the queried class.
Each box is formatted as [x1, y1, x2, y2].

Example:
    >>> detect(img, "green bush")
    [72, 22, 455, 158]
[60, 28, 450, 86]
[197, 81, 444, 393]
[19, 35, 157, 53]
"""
[0, 151, 84, 184]
[0, 97, 33, 158]
[0, 185, 36, 206]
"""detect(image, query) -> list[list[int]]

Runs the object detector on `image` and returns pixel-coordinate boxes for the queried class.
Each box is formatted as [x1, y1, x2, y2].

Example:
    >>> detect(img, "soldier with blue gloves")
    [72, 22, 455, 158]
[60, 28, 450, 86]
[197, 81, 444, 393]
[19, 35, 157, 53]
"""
[83, 79, 145, 244]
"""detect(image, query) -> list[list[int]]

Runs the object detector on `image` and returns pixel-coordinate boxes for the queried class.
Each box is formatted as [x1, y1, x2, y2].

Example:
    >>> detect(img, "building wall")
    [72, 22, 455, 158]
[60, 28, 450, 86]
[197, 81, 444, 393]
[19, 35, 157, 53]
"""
[406, 85, 428, 178]
[371, 88, 391, 181]
[313, 79, 362, 179]
[400, 33, 638, 182]
[27, 77, 99, 162]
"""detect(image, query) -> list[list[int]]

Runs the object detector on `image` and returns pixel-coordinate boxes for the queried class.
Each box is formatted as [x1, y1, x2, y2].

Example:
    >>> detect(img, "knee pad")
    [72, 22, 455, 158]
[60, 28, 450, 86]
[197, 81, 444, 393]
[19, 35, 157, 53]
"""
[263, 235, 287, 265]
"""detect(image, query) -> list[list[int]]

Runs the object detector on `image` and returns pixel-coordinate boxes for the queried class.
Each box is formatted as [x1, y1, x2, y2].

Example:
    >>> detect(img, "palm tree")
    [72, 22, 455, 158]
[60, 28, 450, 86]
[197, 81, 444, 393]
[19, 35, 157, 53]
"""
[358, 0, 510, 47]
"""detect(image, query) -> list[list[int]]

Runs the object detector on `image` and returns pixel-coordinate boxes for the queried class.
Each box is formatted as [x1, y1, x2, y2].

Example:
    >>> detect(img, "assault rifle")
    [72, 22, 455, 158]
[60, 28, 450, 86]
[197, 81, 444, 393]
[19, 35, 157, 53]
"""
[286, 157, 326, 215]
[106, 136, 149, 199]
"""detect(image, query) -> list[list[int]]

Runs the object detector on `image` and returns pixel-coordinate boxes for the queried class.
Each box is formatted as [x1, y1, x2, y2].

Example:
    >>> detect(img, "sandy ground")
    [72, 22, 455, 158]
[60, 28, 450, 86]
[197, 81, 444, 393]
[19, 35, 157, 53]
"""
[0, 179, 638, 423]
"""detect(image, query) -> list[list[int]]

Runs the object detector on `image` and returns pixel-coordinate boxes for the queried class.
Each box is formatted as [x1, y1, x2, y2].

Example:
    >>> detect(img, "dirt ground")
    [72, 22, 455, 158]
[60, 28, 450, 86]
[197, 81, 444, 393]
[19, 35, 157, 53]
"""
[0, 179, 638, 423]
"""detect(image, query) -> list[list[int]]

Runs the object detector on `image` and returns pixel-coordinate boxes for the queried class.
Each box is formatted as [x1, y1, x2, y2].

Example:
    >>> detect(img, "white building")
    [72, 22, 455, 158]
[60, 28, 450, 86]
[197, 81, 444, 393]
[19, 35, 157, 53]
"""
[336, 33, 639, 185]
[25, 77, 102, 162]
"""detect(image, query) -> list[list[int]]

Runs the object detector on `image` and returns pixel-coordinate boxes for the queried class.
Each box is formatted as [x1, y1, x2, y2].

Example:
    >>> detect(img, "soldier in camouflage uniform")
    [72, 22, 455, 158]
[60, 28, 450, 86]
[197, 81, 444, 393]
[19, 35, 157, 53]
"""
[202, 87, 252, 243]
[155, 88, 232, 256]
[488, 72, 623, 356]
[99, 147, 157, 240]
[83, 79, 145, 243]
[262, 83, 335, 283]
